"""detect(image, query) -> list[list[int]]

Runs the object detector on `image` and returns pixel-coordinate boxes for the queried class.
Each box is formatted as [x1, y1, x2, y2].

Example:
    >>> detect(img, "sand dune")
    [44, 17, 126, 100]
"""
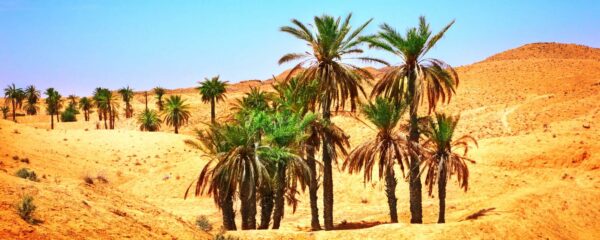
[1, 42, 599, 239]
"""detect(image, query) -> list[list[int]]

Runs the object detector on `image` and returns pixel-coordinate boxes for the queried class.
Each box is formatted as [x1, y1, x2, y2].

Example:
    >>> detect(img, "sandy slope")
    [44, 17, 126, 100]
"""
[1, 42, 599, 239]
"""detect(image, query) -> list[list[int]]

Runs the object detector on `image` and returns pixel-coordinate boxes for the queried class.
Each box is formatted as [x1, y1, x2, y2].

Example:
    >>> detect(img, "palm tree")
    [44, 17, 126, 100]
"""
[420, 113, 477, 223]
[154, 87, 166, 111]
[259, 109, 315, 229]
[14, 89, 26, 111]
[343, 98, 411, 223]
[186, 114, 270, 230]
[4, 83, 22, 122]
[231, 87, 275, 117]
[1, 106, 9, 119]
[364, 16, 459, 223]
[44, 88, 61, 129]
[162, 95, 191, 134]
[94, 88, 119, 129]
[198, 76, 228, 124]
[24, 85, 40, 115]
[79, 97, 92, 121]
[93, 87, 104, 121]
[138, 109, 162, 131]
[118, 86, 134, 118]
[67, 95, 77, 105]
[279, 14, 384, 230]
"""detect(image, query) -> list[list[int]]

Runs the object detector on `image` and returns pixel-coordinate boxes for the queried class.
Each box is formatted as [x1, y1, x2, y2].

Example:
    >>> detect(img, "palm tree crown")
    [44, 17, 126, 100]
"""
[4, 83, 22, 121]
[197, 76, 228, 123]
[118, 86, 135, 118]
[162, 95, 191, 134]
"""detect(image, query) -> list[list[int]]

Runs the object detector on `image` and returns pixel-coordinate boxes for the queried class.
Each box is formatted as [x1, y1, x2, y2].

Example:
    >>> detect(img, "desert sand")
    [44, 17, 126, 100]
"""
[1, 42, 599, 239]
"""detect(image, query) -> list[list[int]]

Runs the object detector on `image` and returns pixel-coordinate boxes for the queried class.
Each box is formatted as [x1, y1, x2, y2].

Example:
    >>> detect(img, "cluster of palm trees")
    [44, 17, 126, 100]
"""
[3, 84, 41, 122]
[185, 14, 477, 231]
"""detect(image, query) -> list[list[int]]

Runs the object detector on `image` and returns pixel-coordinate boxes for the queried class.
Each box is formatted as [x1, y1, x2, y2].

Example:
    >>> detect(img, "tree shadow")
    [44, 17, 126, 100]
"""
[334, 220, 385, 230]
[462, 207, 497, 221]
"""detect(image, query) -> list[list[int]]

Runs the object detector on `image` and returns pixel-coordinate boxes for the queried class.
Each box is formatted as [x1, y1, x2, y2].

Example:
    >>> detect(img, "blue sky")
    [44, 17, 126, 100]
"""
[1, 0, 599, 96]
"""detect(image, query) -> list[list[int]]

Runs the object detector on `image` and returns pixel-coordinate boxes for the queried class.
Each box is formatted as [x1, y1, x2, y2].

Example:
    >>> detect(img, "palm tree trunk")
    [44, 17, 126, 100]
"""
[210, 97, 216, 124]
[385, 167, 398, 223]
[98, 109, 102, 121]
[50, 113, 54, 129]
[306, 140, 321, 230]
[272, 164, 286, 229]
[56, 112, 60, 122]
[408, 73, 423, 224]
[174, 124, 179, 134]
[438, 161, 447, 224]
[103, 110, 108, 129]
[258, 186, 274, 229]
[321, 99, 334, 230]
[240, 185, 257, 230]
[221, 190, 237, 230]
[11, 99, 16, 122]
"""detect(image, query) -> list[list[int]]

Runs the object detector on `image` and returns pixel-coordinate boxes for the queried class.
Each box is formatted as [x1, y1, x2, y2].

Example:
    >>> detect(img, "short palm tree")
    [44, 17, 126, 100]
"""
[138, 109, 162, 131]
[197, 76, 228, 124]
[420, 113, 477, 223]
[14, 88, 26, 111]
[78, 97, 92, 121]
[186, 113, 270, 230]
[279, 14, 384, 230]
[231, 87, 275, 117]
[44, 88, 61, 129]
[259, 109, 315, 229]
[343, 97, 410, 223]
[162, 95, 191, 134]
[118, 86, 134, 118]
[364, 16, 459, 223]
[4, 83, 22, 122]
[24, 85, 40, 115]
[1, 106, 9, 119]
[154, 87, 166, 111]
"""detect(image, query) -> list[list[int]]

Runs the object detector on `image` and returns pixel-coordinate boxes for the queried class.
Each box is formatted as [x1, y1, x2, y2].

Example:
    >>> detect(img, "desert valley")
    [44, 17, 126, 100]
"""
[1, 41, 599, 240]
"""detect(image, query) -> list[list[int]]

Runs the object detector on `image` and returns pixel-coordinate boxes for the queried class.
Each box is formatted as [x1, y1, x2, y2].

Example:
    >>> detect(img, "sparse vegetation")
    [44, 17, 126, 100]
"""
[195, 215, 213, 231]
[17, 195, 37, 224]
[15, 168, 38, 182]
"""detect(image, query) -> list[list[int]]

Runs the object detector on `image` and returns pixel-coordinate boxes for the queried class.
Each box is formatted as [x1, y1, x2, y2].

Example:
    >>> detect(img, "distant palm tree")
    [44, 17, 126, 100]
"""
[4, 83, 22, 122]
[24, 85, 40, 115]
[343, 97, 410, 223]
[231, 87, 275, 116]
[162, 95, 191, 134]
[92, 87, 104, 121]
[279, 14, 384, 230]
[420, 113, 477, 223]
[44, 88, 61, 129]
[14, 88, 26, 111]
[78, 97, 92, 121]
[118, 86, 134, 118]
[94, 88, 119, 129]
[154, 87, 166, 111]
[138, 109, 162, 131]
[364, 16, 459, 223]
[198, 76, 228, 124]
[67, 95, 77, 105]
[1, 106, 9, 119]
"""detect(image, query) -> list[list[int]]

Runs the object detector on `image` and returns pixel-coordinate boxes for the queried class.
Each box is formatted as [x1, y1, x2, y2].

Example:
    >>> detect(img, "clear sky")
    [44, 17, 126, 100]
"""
[1, 0, 599, 96]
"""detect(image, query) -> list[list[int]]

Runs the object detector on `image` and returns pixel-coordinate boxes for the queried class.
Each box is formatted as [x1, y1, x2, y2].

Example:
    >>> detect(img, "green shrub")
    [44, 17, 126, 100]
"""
[15, 168, 38, 182]
[60, 108, 77, 122]
[17, 195, 36, 224]
[195, 215, 212, 231]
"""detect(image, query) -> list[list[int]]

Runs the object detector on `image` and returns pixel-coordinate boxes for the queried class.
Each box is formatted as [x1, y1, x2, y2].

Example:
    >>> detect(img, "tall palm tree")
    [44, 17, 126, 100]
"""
[118, 86, 134, 118]
[44, 88, 61, 129]
[24, 85, 40, 115]
[94, 88, 119, 129]
[197, 76, 228, 124]
[137, 109, 162, 131]
[279, 14, 384, 230]
[78, 97, 92, 121]
[162, 95, 191, 134]
[420, 113, 477, 223]
[4, 83, 22, 122]
[154, 87, 166, 111]
[186, 114, 270, 230]
[93, 87, 104, 121]
[343, 97, 410, 223]
[364, 16, 459, 223]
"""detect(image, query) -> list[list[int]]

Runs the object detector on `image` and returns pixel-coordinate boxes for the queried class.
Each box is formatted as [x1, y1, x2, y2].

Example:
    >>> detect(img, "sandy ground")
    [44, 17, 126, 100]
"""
[1, 42, 599, 239]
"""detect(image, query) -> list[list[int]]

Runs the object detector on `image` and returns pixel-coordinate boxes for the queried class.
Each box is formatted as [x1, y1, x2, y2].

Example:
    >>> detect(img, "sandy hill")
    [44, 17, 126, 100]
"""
[1, 42, 600, 239]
